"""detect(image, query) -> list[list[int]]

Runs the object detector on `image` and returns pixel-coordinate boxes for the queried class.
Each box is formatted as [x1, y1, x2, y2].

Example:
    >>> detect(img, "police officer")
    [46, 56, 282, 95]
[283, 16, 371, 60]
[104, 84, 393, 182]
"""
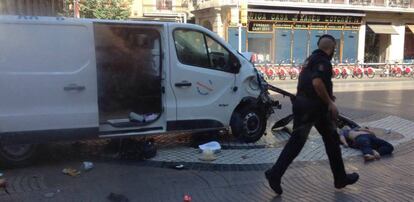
[265, 35, 359, 195]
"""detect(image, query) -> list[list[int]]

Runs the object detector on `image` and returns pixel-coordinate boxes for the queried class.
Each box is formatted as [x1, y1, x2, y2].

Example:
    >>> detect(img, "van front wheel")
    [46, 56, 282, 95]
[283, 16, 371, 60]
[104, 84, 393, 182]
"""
[231, 106, 266, 143]
[0, 143, 37, 167]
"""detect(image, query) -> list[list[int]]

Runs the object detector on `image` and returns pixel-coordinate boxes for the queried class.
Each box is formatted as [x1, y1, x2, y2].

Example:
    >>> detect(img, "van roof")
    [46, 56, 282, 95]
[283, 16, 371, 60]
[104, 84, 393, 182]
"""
[0, 15, 190, 27]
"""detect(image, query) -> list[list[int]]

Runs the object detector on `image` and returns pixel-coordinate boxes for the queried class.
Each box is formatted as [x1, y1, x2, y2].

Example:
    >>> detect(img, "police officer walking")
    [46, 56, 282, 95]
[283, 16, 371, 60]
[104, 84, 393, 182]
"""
[265, 35, 359, 195]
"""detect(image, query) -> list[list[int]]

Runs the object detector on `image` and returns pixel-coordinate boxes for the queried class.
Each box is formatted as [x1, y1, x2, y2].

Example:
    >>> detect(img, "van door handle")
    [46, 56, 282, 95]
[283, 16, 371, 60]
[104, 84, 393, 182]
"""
[64, 84, 86, 91]
[175, 81, 192, 87]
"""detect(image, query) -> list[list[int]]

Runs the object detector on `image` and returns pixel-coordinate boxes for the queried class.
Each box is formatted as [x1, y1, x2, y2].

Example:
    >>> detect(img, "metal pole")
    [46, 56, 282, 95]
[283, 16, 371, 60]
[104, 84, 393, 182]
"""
[238, 0, 242, 53]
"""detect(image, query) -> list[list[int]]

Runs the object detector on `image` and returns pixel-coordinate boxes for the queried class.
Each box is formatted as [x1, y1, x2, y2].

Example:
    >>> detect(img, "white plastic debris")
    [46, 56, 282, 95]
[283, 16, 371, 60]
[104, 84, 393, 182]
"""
[145, 113, 158, 122]
[198, 141, 221, 153]
[129, 112, 145, 122]
[82, 161, 94, 171]
[198, 149, 217, 161]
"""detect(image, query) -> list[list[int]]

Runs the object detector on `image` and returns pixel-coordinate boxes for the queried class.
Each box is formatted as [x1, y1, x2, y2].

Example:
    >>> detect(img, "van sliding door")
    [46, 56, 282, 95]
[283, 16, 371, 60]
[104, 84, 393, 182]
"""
[94, 23, 165, 133]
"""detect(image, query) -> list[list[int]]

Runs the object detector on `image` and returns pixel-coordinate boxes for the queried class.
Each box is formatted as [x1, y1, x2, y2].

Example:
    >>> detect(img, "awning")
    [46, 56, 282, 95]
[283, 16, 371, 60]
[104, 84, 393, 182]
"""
[407, 25, 414, 33]
[367, 24, 399, 35]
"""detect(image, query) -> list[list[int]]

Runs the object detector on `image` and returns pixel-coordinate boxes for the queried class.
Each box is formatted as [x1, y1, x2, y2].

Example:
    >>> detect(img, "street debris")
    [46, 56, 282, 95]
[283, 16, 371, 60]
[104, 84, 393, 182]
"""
[198, 141, 221, 154]
[183, 194, 192, 202]
[241, 155, 250, 160]
[169, 164, 187, 170]
[82, 161, 94, 171]
[0, 178, 9, 194]
[44, 192, 55, 198]
[62, 168, 81, 177]
[107, 192, 129, 202]
[385, 128, 392, 134]
[198, 149, 217, 161]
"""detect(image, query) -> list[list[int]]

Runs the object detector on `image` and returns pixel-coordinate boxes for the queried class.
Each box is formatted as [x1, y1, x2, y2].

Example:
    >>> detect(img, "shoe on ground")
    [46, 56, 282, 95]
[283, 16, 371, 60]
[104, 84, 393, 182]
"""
[265, 169, 283, 195]
[364, 154, 376, 161]
[373, 150, 381, 159]
[334, 172, 359, 189]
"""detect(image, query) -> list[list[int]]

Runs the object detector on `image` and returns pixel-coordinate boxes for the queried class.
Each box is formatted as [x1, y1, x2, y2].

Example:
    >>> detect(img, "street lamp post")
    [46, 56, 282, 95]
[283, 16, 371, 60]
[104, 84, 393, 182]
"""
[237, 0, 242, 53]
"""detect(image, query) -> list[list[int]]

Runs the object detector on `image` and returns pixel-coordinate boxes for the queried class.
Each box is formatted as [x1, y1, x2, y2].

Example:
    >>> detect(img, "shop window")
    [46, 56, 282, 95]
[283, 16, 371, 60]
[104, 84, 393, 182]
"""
[156, 0, 172, 10]
[248, 33, 272, 63]
[365, 32, 390, 63]
[310, 30, 325, 52]
[274, 29, 292, 64]
[404, 26, 414, 61]
[327, 30, 342, 62]
[343, 30, 359, 63]
[292, 29, 309, 64]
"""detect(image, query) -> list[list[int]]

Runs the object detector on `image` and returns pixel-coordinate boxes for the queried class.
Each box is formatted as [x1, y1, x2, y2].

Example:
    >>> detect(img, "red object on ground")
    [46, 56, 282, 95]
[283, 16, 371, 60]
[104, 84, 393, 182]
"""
[183, 194, 192, 202]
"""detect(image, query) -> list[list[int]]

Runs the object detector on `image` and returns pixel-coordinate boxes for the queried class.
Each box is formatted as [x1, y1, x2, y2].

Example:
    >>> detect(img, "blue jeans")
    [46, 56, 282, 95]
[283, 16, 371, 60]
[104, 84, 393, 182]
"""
[354, 134, 394, 156]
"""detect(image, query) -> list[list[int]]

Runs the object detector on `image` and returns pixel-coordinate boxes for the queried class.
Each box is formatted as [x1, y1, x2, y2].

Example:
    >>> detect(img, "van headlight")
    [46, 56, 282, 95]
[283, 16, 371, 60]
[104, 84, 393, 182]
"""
[248, 76, 260, 91]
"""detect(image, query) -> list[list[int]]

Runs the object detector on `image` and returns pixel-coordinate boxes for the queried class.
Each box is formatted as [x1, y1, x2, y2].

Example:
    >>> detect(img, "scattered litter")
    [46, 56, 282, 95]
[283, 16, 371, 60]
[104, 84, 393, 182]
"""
[82, 161, 94, 171]
[198, 149, 217, 161]
[145, 113, 158, 122]
[62, 168, 81, 177]
[198, 141, 221, 154]
[183, 194, 192, 202]
[0, 179, 9, 194]
[385, 128, 392, 134]
[44, 192, 55, 198]
[169, 164, 186, 170]
[107, 192, 129, 202]
[241, 155, 250, 160]
[129, 113, 159, 123]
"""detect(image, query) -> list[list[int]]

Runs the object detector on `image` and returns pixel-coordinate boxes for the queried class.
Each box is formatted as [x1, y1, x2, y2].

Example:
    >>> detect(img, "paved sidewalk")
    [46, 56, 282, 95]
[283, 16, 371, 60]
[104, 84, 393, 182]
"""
[0, 140, 413, 202]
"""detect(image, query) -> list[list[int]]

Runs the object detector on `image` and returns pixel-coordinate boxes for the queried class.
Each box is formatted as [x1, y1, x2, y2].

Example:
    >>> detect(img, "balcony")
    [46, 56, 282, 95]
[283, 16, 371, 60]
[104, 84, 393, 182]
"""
[195, 0, 414, 10]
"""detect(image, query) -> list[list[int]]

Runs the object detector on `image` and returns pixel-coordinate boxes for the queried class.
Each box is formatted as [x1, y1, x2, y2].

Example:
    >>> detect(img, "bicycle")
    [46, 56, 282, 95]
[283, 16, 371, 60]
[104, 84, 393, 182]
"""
[352, 60, 364, 79]
[332, 60, 341, 79]
[390, 61, 403, 78]
[289, 59, 300, 80]
[363, 62, 375, 79]
[402, 64, 413, 77]
[341, 59, 353, 79]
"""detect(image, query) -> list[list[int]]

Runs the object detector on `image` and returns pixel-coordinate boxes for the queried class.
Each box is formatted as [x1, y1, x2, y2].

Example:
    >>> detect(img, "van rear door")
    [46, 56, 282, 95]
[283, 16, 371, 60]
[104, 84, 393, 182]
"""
[0, 18, 98, 133]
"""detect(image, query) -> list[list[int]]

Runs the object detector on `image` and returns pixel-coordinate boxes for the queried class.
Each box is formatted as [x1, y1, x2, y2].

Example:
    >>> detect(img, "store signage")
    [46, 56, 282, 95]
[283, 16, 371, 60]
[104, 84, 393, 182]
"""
[249, 22, 273, 32]
[248, 13, 362, 24]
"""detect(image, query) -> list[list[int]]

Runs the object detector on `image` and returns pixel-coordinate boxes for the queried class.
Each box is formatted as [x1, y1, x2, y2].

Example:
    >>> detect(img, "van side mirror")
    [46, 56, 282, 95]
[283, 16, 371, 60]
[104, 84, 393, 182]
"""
[230, 54, 241, 73]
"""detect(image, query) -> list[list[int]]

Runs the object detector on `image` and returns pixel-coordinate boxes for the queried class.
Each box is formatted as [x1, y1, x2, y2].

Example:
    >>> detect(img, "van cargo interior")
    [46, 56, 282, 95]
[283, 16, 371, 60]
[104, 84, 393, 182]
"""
[94, 23, 162, 127]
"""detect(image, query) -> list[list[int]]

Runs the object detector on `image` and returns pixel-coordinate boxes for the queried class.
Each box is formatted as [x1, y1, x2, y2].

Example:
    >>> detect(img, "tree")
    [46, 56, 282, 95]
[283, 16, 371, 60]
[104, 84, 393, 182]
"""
[64, 0, 132, 20]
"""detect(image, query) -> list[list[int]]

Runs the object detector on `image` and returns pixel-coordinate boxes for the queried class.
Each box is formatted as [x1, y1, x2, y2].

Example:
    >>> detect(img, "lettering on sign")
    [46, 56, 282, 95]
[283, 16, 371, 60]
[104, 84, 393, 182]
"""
[248, 12, 362, 24]
[249, 22, 272, 32]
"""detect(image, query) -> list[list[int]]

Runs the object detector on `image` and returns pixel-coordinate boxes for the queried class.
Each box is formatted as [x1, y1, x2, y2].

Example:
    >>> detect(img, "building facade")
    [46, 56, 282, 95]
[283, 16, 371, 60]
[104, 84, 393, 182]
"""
[193, 0, 414, 64]
[130, 0, 194, 22]
[0, 0, 64, 16]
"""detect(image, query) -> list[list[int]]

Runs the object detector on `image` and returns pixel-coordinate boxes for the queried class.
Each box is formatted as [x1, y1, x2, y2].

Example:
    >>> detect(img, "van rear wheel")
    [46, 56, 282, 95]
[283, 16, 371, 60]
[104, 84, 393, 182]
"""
[231, 106, 266, 143]
[0, 143, 37, 167]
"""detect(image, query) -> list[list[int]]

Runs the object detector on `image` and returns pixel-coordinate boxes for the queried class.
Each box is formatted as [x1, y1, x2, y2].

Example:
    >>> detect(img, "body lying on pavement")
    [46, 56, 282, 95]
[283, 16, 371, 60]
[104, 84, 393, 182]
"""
[339, 126, 394, 161]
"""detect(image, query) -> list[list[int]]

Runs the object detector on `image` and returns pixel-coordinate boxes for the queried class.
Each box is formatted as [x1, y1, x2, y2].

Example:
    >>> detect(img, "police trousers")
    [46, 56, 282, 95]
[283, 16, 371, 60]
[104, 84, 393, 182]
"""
[269, 95, 347, 182]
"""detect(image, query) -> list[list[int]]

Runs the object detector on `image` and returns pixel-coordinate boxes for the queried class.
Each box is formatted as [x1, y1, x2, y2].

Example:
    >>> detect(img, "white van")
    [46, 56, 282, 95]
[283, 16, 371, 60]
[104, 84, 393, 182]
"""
[0, 16, 278, 166]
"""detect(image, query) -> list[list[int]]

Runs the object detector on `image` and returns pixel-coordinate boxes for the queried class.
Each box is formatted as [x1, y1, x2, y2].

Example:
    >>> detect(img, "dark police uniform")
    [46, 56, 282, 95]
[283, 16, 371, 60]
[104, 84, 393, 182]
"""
[268, 49, 348, 184]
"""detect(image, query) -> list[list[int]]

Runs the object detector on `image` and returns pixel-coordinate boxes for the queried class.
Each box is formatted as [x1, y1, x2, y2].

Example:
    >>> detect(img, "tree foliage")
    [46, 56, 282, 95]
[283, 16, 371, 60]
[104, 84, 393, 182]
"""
[64, 0, 132, 20]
